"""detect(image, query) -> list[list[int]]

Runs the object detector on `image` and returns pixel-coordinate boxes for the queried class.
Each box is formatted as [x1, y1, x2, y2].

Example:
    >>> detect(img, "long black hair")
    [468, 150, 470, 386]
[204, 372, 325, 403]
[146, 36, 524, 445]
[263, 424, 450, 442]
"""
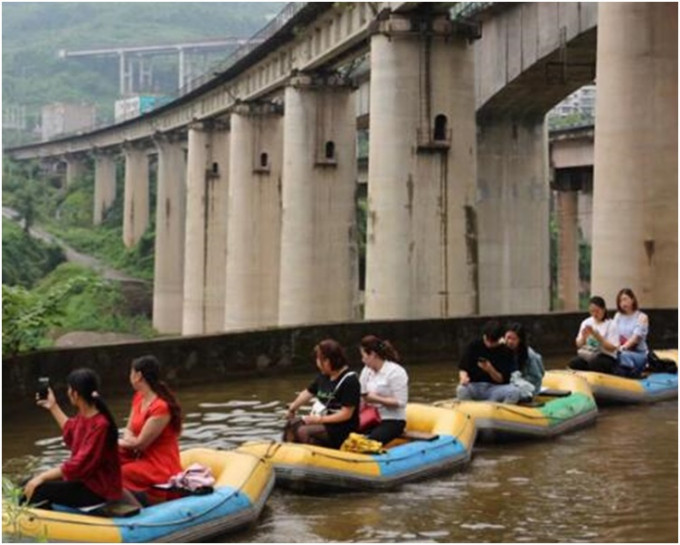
[66, 368, 118, 449]
[506, 323, 529, 372]
[132, 355, 182, 434]
[360, 335, 401, 364]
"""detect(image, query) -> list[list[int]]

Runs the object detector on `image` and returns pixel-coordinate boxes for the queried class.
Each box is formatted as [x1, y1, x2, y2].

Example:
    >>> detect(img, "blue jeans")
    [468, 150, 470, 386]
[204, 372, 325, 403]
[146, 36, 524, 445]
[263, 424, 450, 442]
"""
[456, 382, 521, 404]
[618, 350, 648, 373]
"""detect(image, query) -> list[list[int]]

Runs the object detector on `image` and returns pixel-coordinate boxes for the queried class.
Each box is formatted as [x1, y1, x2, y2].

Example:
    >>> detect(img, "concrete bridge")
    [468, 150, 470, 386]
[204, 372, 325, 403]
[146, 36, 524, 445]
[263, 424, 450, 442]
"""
[5, 2, 677, 336]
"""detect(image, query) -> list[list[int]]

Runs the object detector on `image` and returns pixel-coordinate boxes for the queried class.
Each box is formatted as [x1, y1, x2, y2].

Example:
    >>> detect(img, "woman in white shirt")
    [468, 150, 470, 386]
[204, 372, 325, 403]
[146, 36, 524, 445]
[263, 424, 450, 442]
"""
[568, 295, 620, 374]
[359, 335, 409, 444]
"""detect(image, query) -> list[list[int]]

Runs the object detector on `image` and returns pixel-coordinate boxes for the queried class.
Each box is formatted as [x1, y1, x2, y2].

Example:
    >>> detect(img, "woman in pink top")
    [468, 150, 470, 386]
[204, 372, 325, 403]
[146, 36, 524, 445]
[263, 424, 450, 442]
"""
[119, 355, 182, 504]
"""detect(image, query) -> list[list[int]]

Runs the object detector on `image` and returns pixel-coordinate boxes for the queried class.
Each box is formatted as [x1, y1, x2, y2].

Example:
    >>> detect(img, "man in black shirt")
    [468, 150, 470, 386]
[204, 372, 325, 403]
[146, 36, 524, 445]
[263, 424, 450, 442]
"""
[457, 320, 521, 403]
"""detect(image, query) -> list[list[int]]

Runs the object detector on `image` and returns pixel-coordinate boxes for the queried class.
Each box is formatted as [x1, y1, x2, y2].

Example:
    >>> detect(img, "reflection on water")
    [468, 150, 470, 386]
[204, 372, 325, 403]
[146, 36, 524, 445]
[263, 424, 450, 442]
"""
[3, 359, 677, 542]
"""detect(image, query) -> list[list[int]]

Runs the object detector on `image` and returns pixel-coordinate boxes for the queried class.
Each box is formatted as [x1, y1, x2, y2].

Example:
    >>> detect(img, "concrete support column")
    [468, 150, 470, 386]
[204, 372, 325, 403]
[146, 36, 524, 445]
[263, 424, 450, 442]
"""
[153, 136, 186, 334]
[93, 153, 117, 225]
[182, 122, 229, 335]
[182, 125, 208, 335]
[365, 15, 477, 320]
[224, 105, 283, 330]
[279, 78, 357, 326]
[122, 145, 149, 248]
[204, 127, 230, 333]
[592, 3, 678, 307]
[556, 189, 580, 311]
[476, 117, 550, 314]
[65, 155, 87, 187]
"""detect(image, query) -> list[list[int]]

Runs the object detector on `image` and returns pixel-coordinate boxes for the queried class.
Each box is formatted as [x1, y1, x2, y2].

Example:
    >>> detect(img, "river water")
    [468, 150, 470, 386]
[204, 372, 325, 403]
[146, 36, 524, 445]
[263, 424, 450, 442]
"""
[2, 359, 677, 542]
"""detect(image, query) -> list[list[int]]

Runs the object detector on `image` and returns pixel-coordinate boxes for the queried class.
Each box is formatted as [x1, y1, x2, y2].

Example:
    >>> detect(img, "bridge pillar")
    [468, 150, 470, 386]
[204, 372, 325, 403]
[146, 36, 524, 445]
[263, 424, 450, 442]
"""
[476, 117, 550, 314]
[365, 15, 477, 320]
[555, 185, 580, 312]
[122, 145, 149, 248]
[224, 105, 283, 330]
[65, 155, 87, 187]
[182, 121, 229, 335]
[153, 136, 186, 334]
[592, 3, 678, 307]
[279, 77, 358, 326]
[93, 153, 117, 225]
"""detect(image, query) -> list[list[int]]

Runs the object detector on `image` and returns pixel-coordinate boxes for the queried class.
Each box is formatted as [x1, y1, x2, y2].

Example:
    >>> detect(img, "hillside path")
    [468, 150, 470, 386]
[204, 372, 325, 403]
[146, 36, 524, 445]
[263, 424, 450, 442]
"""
[3, 206, 147, 284]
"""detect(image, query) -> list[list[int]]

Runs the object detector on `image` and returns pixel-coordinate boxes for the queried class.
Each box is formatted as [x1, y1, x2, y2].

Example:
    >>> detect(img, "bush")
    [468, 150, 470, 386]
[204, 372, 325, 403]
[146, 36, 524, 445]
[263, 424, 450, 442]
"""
[33, 263, 155, 339]
[2, 274, 92, 355]
[2, 219, 65, 287]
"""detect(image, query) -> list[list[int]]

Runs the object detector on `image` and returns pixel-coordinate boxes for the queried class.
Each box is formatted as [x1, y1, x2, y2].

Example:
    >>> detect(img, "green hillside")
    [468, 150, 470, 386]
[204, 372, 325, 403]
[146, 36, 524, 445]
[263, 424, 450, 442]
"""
[2, 2, 285, 143]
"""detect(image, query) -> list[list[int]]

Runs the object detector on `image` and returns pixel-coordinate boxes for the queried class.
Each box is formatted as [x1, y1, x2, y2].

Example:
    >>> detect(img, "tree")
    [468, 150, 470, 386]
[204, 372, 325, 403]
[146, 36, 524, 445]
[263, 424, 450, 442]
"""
[2, 276, 92, 356]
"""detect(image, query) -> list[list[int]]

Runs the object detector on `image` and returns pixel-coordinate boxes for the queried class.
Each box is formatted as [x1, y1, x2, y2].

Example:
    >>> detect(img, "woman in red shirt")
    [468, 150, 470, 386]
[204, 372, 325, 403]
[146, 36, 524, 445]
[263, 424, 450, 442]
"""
[24, 368, 122, 508]
[119, 355, 182, 503]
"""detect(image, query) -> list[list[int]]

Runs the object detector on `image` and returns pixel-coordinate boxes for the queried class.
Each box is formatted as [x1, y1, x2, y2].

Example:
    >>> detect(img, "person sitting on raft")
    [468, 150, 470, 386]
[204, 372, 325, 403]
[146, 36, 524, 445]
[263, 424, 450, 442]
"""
[359, 335, 409, 444]
[457, 320, 521, 403]
[504, 323, 545, 400]
[284, 339, 361, 449]
[119, 355, 182, 505]
[568, 295, 620, 374]
[23, 368, 122, 509]
[613, 288, 650, 377]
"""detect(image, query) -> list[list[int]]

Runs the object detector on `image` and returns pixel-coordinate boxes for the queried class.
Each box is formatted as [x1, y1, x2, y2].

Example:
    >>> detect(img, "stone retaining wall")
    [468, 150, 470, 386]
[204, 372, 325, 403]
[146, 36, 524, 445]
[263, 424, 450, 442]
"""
[3, 309, 676, 413]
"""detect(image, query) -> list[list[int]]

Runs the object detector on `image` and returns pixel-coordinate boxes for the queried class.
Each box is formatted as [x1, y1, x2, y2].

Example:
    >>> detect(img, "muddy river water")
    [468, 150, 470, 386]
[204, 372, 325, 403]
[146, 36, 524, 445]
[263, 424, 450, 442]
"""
[2, 358, 677, 542]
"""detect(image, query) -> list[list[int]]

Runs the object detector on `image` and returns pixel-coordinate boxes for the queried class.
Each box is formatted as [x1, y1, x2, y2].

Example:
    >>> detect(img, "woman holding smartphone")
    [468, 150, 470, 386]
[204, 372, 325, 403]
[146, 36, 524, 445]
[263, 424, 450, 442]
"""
[23, 368, 122, 508]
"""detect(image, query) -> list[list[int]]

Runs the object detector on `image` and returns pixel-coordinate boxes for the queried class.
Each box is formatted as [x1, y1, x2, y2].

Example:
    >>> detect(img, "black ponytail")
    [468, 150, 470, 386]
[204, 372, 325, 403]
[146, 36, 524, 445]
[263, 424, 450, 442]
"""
[66, 368, 118, 448]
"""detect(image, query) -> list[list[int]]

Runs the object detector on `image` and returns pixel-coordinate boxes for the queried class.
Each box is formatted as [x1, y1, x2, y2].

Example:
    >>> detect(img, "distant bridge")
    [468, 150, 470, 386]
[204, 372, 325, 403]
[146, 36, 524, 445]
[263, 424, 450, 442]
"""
[59, 37, 264, 95]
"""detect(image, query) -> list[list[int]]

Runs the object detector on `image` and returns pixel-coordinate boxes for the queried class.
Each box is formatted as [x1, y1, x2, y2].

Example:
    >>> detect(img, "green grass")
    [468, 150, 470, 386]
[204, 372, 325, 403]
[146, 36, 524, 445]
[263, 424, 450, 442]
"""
[34, 263, 156, 339]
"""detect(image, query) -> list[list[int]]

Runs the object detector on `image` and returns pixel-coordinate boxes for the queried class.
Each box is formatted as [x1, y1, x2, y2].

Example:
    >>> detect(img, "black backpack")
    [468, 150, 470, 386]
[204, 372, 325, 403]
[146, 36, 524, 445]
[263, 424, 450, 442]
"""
[646, 350, 678, 374]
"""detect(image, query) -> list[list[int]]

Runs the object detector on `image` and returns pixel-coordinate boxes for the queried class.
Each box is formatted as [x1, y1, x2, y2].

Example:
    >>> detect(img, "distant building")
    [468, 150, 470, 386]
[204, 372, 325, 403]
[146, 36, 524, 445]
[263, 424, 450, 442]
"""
[114, 95, 172, 123]
[41, 102, 96, 141]
[3, 104, 27, 130]
[549, 84, 596, 123]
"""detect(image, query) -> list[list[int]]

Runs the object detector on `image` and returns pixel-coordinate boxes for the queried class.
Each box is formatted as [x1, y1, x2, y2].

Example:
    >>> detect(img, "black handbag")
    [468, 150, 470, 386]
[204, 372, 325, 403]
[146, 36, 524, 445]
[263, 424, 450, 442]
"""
[646, 350, 678, 374]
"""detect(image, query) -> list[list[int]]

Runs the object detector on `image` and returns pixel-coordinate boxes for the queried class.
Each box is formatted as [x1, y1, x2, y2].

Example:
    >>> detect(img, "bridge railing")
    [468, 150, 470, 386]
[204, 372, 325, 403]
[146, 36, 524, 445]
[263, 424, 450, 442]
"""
[450, 2, 494, 21]
[175, 2, 308, 97]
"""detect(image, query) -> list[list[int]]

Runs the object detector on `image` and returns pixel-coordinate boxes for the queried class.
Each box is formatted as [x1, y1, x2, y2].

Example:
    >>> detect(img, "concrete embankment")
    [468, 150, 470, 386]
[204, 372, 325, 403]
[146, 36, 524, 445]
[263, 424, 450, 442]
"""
[3, 309, 677, 413]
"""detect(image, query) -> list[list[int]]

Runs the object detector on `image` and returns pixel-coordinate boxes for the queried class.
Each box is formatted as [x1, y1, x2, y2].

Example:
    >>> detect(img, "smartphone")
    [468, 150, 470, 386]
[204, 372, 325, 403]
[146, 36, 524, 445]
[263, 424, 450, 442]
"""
[37, 377, 50, 400]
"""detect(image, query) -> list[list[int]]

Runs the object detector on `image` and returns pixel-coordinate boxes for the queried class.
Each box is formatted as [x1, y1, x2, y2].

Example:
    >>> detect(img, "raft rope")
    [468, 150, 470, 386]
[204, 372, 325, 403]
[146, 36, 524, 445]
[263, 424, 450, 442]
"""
[23, 453, 272, 530]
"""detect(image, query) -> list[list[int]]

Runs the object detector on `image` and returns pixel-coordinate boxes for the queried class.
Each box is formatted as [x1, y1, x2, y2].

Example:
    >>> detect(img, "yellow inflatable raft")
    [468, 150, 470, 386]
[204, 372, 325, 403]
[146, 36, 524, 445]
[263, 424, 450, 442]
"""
[238, 403, 476, 491]
[2, 448, 274, 542]
[574, 349, 678, 404]
[435, 370, 598, 441]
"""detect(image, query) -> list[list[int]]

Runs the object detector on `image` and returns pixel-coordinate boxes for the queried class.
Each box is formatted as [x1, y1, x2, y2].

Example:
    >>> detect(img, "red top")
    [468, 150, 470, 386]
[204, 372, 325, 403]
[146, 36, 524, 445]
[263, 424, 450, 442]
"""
[120, 392, 182, 493]
[61, 413, 122, 500]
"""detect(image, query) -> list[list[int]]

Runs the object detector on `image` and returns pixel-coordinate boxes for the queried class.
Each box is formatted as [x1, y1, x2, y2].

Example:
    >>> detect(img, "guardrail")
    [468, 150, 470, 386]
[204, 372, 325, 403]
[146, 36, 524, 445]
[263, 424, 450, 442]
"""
[175, 2, 308, 97]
